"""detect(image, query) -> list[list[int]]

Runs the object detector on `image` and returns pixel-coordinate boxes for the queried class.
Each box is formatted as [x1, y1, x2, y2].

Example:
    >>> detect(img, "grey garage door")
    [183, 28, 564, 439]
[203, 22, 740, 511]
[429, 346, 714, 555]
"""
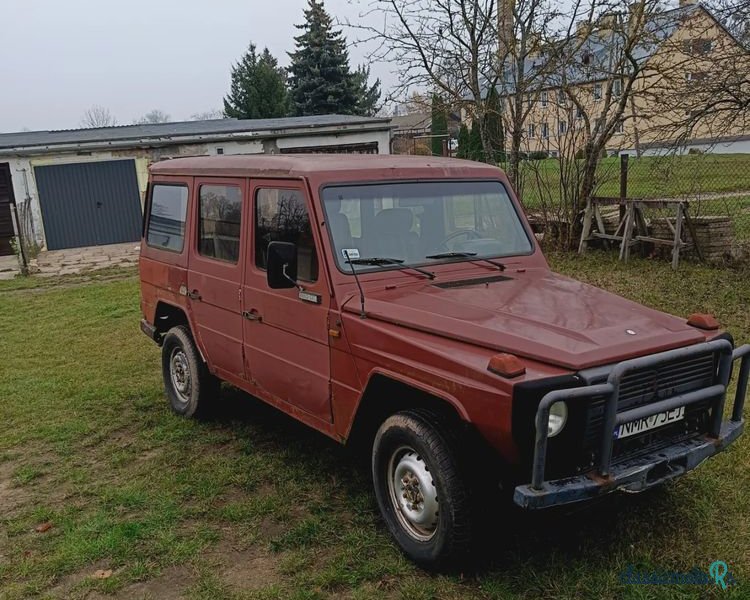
[35, 160, 142, 250]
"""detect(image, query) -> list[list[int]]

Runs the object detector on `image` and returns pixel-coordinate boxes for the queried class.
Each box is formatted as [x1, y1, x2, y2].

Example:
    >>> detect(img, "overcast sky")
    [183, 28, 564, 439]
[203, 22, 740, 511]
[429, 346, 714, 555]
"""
[0, 0, 395, 133]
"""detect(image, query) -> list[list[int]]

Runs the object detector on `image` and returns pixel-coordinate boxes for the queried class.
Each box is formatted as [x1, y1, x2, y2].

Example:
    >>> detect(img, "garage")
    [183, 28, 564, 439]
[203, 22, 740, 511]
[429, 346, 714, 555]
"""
[0, 115, 393, 253]
[34, 160, 142, 251]
[0, 163, 15, 256]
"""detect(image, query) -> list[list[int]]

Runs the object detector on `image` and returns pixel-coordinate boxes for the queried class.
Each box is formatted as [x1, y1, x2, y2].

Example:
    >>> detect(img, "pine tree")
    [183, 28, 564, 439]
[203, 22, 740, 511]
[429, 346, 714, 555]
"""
[223, 45, 288, 120]
[352, 65, 381, 116]
[430, 94, 448, 156]
[456, 124, 470, 159]
[484, 88, 505, 162]
[288, 0, 379, 116]
[468, 121, 483, 161]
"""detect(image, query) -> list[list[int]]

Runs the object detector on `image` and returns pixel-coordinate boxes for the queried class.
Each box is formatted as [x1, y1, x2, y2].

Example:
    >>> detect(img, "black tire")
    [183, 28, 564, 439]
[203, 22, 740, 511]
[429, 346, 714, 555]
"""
[161, 325, 219, 418]
[372, 409, 473, 569]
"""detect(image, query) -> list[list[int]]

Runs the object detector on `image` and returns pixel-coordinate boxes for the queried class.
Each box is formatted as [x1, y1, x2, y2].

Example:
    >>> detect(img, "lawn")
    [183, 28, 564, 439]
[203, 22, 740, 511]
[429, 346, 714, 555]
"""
[518, 154, 750, 204]
[0, 255, 749, 599]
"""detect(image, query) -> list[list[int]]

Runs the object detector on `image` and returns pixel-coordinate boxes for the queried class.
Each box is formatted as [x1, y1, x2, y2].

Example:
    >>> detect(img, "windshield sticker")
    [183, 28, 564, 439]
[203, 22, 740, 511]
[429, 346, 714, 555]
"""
[342, 248, 360, 260]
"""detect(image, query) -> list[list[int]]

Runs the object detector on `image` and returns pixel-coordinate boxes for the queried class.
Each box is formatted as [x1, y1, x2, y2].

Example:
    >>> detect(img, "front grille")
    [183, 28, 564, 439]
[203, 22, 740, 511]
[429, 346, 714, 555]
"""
[583, 352, 717, 464]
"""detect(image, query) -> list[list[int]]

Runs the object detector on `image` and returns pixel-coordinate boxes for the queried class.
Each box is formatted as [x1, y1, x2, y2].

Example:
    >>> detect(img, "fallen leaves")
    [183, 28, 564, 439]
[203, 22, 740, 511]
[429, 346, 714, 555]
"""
[34, 522, 53, 533]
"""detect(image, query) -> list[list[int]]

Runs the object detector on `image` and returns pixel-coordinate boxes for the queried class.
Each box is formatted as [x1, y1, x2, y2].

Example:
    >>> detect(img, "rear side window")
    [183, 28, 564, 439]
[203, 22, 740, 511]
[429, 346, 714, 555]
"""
[198, 185, 242, 263]
[146, 185, 188, 252]
[255, 188, 318, 282]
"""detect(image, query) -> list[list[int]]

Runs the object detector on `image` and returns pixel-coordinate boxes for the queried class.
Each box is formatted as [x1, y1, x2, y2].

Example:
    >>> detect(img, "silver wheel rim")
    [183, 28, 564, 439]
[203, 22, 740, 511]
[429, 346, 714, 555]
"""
[386, 446, 439, 541]
[169, 347, 191, 405]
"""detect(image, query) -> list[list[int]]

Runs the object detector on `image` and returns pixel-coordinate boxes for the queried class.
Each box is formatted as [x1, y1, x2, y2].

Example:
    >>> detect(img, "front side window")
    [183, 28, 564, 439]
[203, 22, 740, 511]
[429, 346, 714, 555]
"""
[146, 184, 188, 252]
[198, 185, 242, 263]
[255, 188, 319, 282]
[322, 181, 532, 273]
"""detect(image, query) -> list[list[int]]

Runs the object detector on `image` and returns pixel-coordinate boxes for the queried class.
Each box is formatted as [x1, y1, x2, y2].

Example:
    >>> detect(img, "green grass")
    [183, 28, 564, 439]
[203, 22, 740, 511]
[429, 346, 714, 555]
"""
[0, 257, 749, 598]
[519, 154, 750, 204]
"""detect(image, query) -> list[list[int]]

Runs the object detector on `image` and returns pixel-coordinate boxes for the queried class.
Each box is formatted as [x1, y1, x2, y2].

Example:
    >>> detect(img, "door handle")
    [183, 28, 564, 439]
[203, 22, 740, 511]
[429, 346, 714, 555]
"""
[187, 289, 201, 301]
[242, 309, 262, 322]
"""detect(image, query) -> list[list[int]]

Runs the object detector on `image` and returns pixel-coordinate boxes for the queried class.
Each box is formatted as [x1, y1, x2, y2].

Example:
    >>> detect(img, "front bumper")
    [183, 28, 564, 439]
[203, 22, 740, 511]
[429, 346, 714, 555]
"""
[514, 340, 750, 509]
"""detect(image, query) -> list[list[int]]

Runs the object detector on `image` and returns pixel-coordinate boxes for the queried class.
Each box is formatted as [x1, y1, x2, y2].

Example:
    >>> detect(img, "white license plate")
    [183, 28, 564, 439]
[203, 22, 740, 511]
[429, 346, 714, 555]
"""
[615, 406, 685, 439]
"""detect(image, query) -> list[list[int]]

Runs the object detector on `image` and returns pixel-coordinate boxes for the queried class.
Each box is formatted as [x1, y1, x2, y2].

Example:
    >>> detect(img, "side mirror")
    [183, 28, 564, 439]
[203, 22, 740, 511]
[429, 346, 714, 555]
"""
[267, 241, 298, 289]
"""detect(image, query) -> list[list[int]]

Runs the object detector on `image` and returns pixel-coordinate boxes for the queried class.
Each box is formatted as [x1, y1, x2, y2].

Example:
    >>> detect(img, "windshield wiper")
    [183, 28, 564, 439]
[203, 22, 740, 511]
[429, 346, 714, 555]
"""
[425, 251, 506, 271]
[347, 257, 436, 280]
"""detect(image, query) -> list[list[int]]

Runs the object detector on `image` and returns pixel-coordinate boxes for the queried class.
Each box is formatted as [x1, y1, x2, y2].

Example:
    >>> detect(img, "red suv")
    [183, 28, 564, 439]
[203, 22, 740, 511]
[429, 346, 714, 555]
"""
[139, 155, 749, 568]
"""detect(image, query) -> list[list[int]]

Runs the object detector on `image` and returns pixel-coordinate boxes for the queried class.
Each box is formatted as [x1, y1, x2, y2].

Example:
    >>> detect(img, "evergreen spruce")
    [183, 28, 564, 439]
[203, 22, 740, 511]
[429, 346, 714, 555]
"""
[352, 65, 382, 116]
[223, 45, 288, 119]
[456, 124, 470, 159]
[288, 0, 380, 116]
[468, 121, 483, 161]
[430, 94, 448, 156]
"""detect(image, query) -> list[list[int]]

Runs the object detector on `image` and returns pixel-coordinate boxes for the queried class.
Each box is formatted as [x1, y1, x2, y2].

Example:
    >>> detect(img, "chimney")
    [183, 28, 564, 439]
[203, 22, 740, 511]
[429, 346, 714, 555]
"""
[498, 0, 515, 57]
[679, 0, 698, 6]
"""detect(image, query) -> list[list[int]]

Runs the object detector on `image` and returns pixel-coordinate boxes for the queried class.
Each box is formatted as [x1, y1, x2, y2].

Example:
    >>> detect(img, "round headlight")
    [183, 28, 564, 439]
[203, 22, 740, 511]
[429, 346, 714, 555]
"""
[548, 401, 568, 438]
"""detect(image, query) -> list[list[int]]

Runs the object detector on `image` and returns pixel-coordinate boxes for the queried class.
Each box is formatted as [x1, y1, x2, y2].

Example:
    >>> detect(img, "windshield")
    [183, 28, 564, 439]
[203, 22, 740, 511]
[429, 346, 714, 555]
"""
[321, 180, 532, 272]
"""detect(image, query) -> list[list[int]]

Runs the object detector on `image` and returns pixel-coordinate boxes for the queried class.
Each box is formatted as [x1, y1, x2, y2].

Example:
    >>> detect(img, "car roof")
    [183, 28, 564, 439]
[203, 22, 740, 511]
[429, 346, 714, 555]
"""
[149, 154, 504, 181]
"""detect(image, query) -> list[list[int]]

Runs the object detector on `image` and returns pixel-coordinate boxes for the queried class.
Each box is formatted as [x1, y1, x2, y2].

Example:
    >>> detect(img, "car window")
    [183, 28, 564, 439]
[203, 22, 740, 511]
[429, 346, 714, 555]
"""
[146, 184, 188, 252]
[198, 185, 242, 263]
[321, 180, 532, 272]
[255, 188, 319, 282]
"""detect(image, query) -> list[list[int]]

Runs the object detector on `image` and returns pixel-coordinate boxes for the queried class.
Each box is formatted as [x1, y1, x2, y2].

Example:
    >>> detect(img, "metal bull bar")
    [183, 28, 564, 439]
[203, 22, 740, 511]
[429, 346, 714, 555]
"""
[529, 339, 750, 491]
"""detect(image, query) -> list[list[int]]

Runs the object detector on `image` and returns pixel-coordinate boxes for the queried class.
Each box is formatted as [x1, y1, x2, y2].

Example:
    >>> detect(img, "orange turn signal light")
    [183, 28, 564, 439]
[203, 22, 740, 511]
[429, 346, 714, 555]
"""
[487, 353, 526, 378]
[687, 313, 720, 330]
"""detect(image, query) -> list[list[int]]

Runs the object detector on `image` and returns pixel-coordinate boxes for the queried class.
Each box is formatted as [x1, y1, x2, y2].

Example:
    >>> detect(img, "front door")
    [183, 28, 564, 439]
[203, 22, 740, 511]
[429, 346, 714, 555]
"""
[242, 180, 332, 423]
[187, 178, 247, 381]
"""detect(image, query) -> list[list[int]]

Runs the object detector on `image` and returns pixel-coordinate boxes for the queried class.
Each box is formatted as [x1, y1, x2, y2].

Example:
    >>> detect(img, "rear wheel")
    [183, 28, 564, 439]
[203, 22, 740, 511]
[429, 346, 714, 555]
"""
[161, 326, 218, 418]
[372, 410, 474, 569]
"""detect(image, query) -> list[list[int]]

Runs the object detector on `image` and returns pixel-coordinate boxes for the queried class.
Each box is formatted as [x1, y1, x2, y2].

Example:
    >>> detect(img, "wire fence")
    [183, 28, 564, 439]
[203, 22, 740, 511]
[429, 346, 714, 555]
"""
[512, 152, 750, 263]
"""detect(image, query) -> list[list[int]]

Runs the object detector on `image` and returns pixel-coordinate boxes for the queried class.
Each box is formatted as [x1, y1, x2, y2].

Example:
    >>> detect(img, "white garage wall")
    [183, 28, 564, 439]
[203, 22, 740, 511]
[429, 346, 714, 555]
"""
[5, 129, 390, 251]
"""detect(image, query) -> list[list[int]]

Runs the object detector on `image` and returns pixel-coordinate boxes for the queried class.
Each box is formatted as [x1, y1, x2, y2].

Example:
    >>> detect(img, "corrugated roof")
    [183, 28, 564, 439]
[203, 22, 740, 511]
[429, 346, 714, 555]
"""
[0, 114, 392, 151]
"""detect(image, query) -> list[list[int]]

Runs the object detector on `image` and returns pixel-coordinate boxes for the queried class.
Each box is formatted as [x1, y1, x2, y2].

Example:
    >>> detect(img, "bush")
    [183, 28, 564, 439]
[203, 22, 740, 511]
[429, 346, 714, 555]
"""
[528, 151, 549, 160]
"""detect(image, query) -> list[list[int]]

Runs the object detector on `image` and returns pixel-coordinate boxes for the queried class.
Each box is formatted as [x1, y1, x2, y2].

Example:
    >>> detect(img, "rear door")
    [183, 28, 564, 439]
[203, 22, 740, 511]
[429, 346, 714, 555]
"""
[186, 177, 247, 381]
[242, 179, 333, 423]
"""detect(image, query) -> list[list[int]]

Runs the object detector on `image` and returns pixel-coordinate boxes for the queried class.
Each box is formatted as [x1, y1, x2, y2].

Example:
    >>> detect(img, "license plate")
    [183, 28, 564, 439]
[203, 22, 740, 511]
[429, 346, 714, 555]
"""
[615, 406, 685, 439]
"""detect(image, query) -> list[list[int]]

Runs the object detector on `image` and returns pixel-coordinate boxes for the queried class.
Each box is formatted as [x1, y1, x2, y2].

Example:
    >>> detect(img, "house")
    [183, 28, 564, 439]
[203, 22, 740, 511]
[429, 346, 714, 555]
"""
[496, 0, 750, 157]
[0, 115, 392, 254]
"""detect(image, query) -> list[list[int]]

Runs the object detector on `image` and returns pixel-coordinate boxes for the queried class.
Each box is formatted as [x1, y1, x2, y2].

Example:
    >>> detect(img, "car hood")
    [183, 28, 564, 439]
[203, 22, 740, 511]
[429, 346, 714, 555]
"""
[343, 269, 706, 370]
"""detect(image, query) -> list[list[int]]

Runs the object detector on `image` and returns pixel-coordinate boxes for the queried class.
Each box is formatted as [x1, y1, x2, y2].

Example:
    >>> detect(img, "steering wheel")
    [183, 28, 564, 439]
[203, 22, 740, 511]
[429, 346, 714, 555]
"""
[435, 229, 483, 252]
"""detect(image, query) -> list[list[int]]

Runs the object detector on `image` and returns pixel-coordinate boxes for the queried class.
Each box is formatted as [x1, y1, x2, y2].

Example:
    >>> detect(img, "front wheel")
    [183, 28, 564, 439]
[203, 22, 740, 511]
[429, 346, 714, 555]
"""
[372, 410, 474, 569]
[161, 325, 218, 418]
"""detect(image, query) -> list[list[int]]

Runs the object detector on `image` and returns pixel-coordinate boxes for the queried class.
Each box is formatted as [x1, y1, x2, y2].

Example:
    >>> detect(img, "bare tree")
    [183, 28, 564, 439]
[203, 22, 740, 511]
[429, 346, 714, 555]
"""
[190, 109, 225, 121]
[348, 0, 505, 164]
[80, 105, 117, 128]
[639, 0, 750, 150]
[133, 109, 171, 124]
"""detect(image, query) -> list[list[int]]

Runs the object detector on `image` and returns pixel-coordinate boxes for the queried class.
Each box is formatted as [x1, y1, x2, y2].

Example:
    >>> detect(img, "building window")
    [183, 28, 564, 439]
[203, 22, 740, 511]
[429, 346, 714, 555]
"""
[198, 185, 242, 263]
[526, 93, 533, 109]
[255, 188, 319, 282]
[683, 39, 714, 55]
[576, 105, 584, 120]
[541, 91, 548, 107]
[528, 123, 536, 138]
[593, 83, 602, 100]
[613, 79, 622, 96]
[216, 147, 224, 155]
[557, 90, 567, 106]
[146, 184, 188, 252]
[558, 120, 568, 135]
[541, 122, 549, 139]
[615, 119, 625, 134]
